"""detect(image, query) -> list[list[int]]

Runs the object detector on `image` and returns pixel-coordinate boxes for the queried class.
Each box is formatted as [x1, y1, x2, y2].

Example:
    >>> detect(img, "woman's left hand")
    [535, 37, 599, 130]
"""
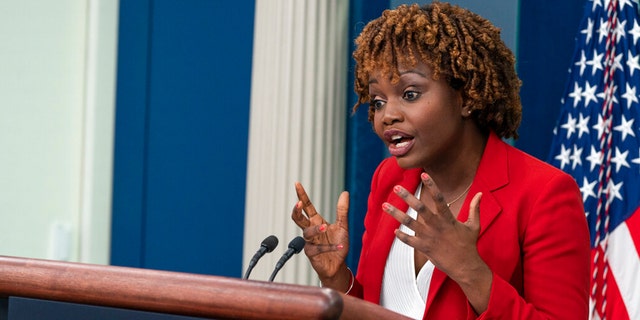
[383, 172, 491, 313]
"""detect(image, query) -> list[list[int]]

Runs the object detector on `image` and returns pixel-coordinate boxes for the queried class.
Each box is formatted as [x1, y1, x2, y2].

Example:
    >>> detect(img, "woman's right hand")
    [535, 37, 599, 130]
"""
[291, 182, 351, 291]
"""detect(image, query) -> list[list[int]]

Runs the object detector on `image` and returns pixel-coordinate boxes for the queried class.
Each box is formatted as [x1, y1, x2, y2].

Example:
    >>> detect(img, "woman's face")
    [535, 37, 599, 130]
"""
[370, 62, 465, 170]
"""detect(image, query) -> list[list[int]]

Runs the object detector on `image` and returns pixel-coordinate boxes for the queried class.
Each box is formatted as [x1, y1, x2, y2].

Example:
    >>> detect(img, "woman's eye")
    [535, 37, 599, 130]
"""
[403, 91, 420, 101]
[370, 99, 385, 110]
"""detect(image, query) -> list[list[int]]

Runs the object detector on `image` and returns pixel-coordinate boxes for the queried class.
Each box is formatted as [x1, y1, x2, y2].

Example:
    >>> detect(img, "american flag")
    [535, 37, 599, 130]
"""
[547, 0, 640, 319]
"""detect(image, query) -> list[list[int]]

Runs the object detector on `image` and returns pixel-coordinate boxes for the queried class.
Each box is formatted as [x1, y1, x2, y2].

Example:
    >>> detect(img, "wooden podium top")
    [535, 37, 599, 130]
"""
[0, 256, 409, 320]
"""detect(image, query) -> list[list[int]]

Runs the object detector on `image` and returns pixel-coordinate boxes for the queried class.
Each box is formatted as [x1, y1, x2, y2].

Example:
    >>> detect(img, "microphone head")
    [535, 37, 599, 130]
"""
[288, 236, 306, 254]
[261, 235, 279, 253]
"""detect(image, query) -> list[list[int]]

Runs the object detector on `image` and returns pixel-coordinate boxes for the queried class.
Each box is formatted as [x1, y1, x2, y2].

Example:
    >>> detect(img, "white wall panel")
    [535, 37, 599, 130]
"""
[244, 0, 349, 285]
[0, 0, 118, 264]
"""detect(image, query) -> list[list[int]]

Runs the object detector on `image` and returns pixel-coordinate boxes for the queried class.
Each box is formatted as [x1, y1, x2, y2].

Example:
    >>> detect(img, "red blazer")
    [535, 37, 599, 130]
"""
[349, 132, 591, 319]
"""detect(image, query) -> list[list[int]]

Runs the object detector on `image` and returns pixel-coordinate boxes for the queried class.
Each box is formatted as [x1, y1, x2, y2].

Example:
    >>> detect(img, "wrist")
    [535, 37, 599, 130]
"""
[453, 261, 491, 288]
[455, 262, 492, 314]
[319, 266, 354, 294]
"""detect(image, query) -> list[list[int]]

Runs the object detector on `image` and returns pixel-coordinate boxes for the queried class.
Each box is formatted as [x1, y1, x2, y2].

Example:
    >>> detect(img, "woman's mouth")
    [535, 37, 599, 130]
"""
[384, 131, 415, 157]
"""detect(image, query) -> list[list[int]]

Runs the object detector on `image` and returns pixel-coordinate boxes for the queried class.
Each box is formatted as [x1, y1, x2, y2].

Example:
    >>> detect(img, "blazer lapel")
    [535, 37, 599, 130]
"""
[367, 167, 422, 303]
[425, 132, 508, 313]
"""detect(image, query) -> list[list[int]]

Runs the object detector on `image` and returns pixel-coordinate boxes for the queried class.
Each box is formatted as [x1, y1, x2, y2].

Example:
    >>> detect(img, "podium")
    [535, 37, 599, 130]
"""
[0, 256, 409, 319]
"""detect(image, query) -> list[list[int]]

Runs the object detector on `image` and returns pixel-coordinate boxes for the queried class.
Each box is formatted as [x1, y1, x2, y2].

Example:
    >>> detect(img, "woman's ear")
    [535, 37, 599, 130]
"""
[457, 93, 470, 117]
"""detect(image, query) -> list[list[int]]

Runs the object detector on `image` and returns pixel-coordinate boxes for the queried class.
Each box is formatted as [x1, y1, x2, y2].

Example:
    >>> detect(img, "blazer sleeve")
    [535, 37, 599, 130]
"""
[348, 157, 414, 300]
[479, 172, 591, 320]
[348, 157, 386, 299]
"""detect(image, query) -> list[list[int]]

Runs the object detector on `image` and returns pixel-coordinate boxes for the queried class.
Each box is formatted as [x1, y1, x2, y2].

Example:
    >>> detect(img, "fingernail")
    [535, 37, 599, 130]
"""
[337, 244, 344, 250]
[319, 224, 327, 232]
[382, 203, 391, 211]
[296, 201, 302, 209]
[393, 185, 402, 193]
[421, 173, 432, 185]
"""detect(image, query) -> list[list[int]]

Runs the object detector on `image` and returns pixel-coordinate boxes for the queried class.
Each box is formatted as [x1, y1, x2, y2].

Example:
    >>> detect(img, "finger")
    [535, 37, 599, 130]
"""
[335, 191, 350, 229]
[302, 223, 327, 240]
[304, 242, 345, 257]
[393, 228, 414, 246]
[392, 229, 433, 261]
[465, 192, 483, 232]
[382, 202, 417, 230]
[420, 173, 451, 213]
[295, 182, 319, 218]
[291, 201, 310, 229]
[392, 185, 429, 216]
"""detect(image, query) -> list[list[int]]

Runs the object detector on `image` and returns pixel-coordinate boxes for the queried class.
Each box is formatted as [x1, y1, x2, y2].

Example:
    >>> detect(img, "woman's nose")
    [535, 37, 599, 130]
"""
[381, 101, 403, 125]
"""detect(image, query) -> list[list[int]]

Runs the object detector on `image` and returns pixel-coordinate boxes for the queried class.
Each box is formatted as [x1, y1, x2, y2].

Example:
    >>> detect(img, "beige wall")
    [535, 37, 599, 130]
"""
[0, 0, 119, 264]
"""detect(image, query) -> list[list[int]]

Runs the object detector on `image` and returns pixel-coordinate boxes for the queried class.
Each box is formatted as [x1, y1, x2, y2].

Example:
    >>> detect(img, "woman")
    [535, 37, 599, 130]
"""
[291, 2, 590, 319]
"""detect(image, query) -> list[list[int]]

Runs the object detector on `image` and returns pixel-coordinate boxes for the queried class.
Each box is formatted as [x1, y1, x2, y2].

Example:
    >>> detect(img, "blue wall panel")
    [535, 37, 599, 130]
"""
[345, 0, 390, 272]
[111, 0, 152, 268]
[112, 0, 255, 277]
[517, 0, 585, 160]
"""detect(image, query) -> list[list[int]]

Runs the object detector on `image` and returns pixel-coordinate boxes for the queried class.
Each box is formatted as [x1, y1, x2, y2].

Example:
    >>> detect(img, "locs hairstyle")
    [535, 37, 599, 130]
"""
[352, 2, 522, 139]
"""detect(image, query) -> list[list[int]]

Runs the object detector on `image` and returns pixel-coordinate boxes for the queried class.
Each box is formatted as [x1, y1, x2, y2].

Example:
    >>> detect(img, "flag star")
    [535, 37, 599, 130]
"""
[592, 114, 612, 139]
[581, 19, 595, 45]
[621, 83, 638, 109]
[575, 50, 589, 75]
[611, 146, 630, 172]
[587, 49, 604, 75]
[613, 52, 624, 72]
[582, 82, 599, 106]
[569, 82, 583, 107]
[614, 18, 627, 43]
[576, 113, 591, 138]
[571, 144, 584, 169]
[629, 19, 640, 46]
[604, 179, 623, 205]
[597, 18, 609, 43]
[596, 84, 618, 104]
[580, 177, 598, 202]
[586, 146, 603, 171]
[561, 113, 577, 138]
[627, 51, 640, 76]
[618, 0, 633, 10]
[555, 144, 572, 170]
[613, 115, 636, 141]
[592, 0, 603, 11]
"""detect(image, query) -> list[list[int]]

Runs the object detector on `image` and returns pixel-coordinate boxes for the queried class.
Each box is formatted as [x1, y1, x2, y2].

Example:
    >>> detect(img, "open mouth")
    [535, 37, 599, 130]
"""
[390, 134, 413, 148]
[384, 130, 415, 157]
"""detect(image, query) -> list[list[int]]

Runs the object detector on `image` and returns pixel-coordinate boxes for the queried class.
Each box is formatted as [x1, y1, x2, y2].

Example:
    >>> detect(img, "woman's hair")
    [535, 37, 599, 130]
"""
[353, 2, 522, 139]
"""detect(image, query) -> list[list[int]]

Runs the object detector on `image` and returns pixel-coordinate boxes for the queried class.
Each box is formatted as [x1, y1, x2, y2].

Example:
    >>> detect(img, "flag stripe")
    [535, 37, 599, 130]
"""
[608, 218, 640, 319]
[601, 269, 630, 320]
[626, 207, 640, 250]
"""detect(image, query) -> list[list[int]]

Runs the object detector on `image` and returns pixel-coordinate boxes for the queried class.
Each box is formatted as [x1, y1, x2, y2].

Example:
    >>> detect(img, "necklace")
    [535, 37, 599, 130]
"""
[446, 182, 473, 207]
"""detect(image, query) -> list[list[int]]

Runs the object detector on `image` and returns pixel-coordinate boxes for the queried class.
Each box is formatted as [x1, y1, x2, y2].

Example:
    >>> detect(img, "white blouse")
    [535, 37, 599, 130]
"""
[380, 184, 434, 319]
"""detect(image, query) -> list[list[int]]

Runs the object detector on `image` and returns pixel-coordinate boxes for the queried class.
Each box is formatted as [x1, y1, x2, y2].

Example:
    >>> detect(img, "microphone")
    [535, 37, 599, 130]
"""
[268, 236, 305, 282]
[243, 235, 279, 280]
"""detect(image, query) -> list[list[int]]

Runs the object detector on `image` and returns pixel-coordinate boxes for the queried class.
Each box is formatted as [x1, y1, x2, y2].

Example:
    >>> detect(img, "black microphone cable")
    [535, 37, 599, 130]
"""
[268, 236, 305, 282]
[243, 235, 279, 280]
